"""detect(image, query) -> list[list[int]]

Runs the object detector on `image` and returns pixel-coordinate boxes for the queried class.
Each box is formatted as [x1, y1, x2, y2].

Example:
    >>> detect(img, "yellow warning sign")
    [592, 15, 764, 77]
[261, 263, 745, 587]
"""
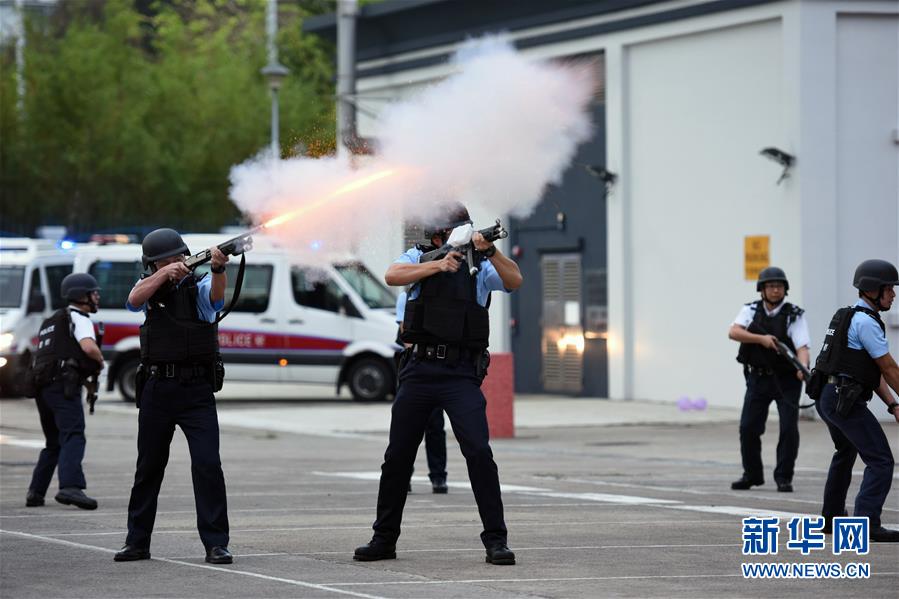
[745, 236, 770, 280]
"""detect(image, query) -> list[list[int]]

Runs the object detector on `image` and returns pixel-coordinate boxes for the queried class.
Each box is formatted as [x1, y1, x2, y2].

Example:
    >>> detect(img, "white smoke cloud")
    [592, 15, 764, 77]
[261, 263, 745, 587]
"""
[229, 36, 596, 258]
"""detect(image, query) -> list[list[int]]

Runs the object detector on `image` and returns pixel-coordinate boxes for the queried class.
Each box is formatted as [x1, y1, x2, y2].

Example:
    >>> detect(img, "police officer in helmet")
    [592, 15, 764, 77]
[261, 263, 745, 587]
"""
[729, 266, 810, 492]
[114, 228, 234, 563]
[26, 273, 104, 510]
[355, 202, 523, 565]
[815, 259, 899, 542]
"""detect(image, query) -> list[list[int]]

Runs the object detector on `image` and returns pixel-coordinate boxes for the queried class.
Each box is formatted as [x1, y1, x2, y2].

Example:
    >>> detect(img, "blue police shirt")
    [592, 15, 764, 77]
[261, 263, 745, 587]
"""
[847, 299, 889, 359]
[126, 274, 223, 323]
[395, 291, 407, 325]
[395, 247, 509, 306]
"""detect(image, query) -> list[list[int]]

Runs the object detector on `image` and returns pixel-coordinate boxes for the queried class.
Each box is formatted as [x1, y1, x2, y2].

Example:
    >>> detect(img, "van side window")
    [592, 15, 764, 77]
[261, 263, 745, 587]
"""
[45, 264, 74, 310]
[291, 267, 346, 314]
[195, 264, 273, 313]
[28, 268, 43, 307]
[89, 260, 144, 309]
[0, 266, 26, 308]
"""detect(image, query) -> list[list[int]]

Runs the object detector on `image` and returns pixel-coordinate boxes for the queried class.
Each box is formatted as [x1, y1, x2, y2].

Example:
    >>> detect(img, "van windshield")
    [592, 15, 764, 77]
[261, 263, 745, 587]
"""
[335, 263, 396, 309]
[0, 266, 25, 308]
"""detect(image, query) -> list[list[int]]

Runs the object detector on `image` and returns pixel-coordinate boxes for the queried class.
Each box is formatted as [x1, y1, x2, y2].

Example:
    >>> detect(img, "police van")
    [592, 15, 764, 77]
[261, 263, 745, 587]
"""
[71, 234, 400, 402]
[0, 238, 75, 396]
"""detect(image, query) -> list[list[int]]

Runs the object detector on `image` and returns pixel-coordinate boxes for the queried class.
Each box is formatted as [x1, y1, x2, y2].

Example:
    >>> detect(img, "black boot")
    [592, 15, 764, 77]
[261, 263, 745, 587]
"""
[25, 490, 44, 507]
[731, 476, 764, 490]
[431, 477, 448, 494]
[55, 488, 98, 510]
[114, 545, 151, 561]
[205, 546, 233, 564]
[485, 544, 516, 565]
[353, 541, 396, 561]
[870, 526, 899, 542]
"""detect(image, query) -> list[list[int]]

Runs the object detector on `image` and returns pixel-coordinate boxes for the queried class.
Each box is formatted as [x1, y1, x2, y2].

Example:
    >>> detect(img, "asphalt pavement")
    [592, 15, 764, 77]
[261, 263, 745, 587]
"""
[1, 388, 897, 598]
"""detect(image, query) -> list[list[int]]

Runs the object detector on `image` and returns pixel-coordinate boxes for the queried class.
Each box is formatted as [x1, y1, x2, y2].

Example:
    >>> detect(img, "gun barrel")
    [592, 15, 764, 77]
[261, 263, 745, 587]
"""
[184, 227, 259, 270]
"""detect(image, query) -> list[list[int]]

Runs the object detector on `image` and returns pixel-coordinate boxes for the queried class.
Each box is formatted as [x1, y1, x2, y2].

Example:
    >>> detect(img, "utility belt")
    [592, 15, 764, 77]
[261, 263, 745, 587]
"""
[744, 365, 776, 377]
[401, 343, 491, 384]
[410, 343, 481, 363]
[147, 362, 210, 382]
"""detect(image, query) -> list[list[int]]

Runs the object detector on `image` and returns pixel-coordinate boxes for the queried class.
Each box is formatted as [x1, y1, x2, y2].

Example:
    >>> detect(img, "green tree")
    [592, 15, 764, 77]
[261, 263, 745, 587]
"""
[0, 0, 336, 236]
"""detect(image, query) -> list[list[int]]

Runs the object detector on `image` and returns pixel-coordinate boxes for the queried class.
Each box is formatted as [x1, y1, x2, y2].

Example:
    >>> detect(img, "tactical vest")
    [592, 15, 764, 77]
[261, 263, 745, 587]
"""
[815, 305, 884, 393]
[401, 253, 490, 349]
[736, 300, 802, 374]
[139, 275, 219, 364]
[31, 308, 95, 386]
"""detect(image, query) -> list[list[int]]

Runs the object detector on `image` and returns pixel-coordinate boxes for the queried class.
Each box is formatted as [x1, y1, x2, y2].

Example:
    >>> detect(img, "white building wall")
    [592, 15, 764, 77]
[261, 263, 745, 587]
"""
[625, 18, 789, 404]
[350, 0, 899, 400]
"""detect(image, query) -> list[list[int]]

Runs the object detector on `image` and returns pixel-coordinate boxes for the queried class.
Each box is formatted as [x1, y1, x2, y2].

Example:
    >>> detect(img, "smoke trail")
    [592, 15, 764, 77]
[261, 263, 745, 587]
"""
[229, 36, 596, 257]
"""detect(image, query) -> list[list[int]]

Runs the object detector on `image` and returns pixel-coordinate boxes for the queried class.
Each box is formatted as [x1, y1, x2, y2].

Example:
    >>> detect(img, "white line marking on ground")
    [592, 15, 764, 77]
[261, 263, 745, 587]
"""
[30, 519, 738, 538]
[311, 471, 837, 520]
[0, 502, 655, 519]
[546, 476, 899, 512]
[325, 572, 899, 586]
[0, 434, 46, 449]
[164, 543, 737, 560]
[0, 529, 387, 599]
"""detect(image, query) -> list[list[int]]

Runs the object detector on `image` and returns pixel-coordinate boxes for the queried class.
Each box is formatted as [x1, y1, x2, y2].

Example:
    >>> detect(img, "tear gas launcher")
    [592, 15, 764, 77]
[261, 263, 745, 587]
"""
[183, 226, 260, 270]
[419, 220, 508, 275]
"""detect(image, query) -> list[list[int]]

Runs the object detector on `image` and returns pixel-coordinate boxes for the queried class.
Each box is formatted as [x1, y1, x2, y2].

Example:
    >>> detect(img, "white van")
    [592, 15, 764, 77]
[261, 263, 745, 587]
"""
[0, 238, 75, 396]
[72, 234, 400, 402]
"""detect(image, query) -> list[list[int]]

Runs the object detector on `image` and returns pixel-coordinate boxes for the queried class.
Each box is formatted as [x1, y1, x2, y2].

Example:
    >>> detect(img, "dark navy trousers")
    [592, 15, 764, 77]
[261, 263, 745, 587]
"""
[125, 376, 229, 550]
[372, 356, 507, 548]
[29, 381, 87, 494]
[816, 383, 894, 529]
[423, 408, 447, 482]
[739, 371, 802, 484]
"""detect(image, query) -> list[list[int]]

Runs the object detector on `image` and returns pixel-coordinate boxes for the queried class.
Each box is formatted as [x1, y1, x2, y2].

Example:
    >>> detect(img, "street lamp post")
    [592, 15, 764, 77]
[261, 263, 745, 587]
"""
[261, 0, 288, 158]
[261, 62, 289, 157]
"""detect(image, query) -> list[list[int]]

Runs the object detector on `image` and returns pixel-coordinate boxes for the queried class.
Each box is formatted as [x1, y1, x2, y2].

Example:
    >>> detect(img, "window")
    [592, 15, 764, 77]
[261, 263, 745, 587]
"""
[195, 263, 273, 313]
[335, 262, 396, 309]
[45, 264, 74, 310]
[291, 266, 347, 314]
[28, 268, 43, 308]
[88, 260, 144, 309]
[0, 266, 25, 308]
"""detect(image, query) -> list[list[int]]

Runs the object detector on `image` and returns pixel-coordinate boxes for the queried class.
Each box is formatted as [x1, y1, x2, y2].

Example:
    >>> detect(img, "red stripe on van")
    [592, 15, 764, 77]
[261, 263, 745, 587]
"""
[98, 323, 349, 351]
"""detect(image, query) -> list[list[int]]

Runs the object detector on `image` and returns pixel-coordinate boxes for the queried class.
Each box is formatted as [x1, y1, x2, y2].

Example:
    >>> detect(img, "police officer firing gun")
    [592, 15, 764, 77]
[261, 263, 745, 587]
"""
[419, 219, 508, 275]
[114, 228, 234, 564]
[354, 202, 523, 566]
[26, 273, 104, 510]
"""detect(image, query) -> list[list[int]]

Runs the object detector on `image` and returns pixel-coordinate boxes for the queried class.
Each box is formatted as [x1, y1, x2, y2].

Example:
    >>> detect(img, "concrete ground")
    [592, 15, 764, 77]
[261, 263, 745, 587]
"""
[1, 387, 897, 598]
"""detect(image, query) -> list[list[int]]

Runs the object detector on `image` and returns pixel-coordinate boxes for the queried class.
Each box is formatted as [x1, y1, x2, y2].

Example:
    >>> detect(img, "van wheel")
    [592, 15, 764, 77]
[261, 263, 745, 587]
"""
[347, 358, 392, 402]
[117, 357, 139, 403]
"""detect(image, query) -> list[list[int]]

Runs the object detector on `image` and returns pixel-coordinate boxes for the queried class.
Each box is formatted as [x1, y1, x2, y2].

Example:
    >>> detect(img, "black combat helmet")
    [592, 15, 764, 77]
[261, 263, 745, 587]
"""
[423, 202, 472, 239]
[61, 273, 100, 301]
[853, 259, 899, 292]
[141, 228, 190, 269]
[756, 266, 789, 292]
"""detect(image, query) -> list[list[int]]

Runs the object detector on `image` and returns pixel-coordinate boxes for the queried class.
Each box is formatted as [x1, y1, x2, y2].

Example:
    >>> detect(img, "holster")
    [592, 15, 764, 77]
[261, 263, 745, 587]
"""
[61, 359, 83, 400]
[134, 363, 148, 409]
[475, 350, 491, 385]
[212, 355, 225, 392]
[835, 379, 865, 418]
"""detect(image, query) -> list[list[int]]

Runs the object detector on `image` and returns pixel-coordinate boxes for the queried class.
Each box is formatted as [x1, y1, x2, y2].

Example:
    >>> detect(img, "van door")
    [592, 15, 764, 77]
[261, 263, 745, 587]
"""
[282, 265, 356, 383]
[195, 260, 285, 382]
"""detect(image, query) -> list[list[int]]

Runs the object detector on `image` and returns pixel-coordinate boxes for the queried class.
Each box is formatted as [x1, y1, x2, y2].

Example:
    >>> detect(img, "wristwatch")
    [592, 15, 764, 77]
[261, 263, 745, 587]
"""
[482, 245, 497, 258]
[211, 264, 226, 274]
[887, 402, 898, 415]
